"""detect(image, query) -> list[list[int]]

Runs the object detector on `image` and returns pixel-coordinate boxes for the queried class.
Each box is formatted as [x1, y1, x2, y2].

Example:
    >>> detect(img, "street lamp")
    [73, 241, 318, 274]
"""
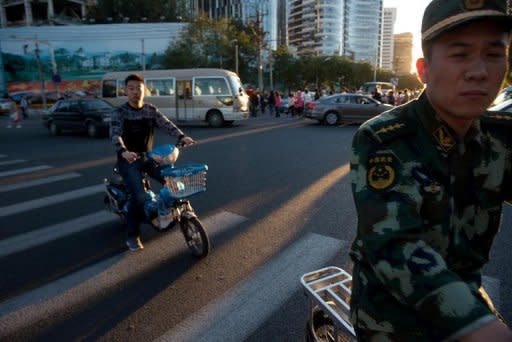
[231, 39, 239, 75]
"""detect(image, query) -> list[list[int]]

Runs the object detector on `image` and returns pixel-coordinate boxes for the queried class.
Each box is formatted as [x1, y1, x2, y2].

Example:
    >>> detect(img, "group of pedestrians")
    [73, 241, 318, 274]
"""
[250, 88, 321, 118]
[249, 89, 284, 117]
[5, 95, 29, 128]
[372, 88, 413, 106]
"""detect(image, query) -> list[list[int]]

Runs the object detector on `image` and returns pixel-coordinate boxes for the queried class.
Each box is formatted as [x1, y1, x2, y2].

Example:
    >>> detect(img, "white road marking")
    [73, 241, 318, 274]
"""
[157, 233, 345, 342]
[0, 211, 118, 258]
[0, 211, 248, 338]
[0, 159, 26, 166]
[0, 172, 81, 192]
[0, 184, 104, 217]
[0, 165, 52, 178]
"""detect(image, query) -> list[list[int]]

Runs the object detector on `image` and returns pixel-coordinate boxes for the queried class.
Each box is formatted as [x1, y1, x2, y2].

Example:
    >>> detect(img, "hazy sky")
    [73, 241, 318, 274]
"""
[383, 0, 432, 68]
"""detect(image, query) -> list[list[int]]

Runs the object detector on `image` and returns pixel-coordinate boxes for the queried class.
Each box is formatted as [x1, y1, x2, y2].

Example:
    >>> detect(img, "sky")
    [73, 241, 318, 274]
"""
[383, 0, 432, 70]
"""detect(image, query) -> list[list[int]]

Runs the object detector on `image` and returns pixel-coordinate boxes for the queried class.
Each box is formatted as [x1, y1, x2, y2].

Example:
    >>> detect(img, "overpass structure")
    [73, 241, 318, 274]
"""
[0, 0, 92, 28]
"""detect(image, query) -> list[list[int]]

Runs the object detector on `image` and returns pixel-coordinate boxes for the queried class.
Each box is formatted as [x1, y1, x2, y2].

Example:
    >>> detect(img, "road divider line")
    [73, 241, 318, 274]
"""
[158, 233, 345, 342]
[0, 184, 104, 217]
[0, 165, 52, 178]
[0, 172, 81, 193]
[0, 211, 118, 258]
[0, 160, 26, 166]
[0, 211, 247, 338]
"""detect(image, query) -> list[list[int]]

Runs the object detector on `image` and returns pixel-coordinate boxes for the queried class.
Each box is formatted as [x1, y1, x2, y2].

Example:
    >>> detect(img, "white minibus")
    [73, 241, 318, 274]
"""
[101, 68, 250, 127]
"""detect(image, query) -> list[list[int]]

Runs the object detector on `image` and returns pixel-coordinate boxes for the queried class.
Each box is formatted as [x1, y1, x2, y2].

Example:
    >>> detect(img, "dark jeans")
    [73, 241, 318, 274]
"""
[117, 157, 164, 239]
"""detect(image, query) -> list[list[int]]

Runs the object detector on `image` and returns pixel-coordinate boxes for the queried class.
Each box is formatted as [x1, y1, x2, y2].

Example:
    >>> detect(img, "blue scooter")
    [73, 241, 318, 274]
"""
[104, 143, 210, 258]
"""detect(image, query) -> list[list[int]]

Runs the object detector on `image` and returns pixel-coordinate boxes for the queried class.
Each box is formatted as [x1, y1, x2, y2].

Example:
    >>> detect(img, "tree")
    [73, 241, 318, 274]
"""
[162, 16, 261, 85]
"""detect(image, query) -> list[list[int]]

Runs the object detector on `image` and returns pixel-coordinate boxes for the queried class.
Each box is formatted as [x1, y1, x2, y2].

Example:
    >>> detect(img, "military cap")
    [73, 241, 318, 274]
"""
[422, 0, 512, 41]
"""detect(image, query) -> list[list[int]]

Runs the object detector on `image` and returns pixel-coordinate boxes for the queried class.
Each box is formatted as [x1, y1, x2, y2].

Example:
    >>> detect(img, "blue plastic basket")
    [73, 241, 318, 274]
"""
[160, 163, 208, 200]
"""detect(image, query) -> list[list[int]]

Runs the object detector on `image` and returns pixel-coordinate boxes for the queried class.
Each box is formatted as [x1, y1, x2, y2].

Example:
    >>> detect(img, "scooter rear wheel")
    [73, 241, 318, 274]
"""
[180, 216, 210, 258]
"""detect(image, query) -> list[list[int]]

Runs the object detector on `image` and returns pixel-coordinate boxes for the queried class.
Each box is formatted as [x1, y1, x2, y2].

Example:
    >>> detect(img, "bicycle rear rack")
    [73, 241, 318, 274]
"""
[301, 266, 356, 341]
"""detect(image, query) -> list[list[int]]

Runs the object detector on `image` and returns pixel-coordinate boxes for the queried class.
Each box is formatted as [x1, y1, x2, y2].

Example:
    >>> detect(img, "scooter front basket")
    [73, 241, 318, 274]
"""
[161, 163, 208, 200]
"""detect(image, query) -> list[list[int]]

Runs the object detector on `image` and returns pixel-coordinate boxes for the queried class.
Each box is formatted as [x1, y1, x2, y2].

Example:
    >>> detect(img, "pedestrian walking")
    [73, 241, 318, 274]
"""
[20, 96, 29, 119]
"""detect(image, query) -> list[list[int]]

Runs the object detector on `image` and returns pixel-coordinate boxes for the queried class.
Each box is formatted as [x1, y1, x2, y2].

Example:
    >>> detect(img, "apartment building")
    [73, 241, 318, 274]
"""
[380, 7, 396, 71]
[393, 32, 413, 75]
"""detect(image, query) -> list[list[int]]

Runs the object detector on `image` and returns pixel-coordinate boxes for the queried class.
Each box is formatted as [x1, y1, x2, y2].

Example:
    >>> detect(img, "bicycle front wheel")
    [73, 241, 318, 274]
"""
[180, 216, 210, 258]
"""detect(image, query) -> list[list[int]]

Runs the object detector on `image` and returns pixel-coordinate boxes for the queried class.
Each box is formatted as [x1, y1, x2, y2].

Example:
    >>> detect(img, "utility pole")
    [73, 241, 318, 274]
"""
[0, 40, 5, 96]
[269, 53, 273, 90]
[231, 39, 239, 75]
[256, 9, 263, 91]
[141, 38, 145, 71]
[34, 38, 47, 110]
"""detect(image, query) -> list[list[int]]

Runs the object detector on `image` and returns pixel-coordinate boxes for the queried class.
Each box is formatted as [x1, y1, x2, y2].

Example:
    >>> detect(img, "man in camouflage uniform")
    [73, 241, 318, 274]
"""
[350, 0, 512, 340]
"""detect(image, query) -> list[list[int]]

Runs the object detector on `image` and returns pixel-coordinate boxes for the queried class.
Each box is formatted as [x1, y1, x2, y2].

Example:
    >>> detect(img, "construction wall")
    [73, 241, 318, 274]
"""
[0, 22, 186, 94]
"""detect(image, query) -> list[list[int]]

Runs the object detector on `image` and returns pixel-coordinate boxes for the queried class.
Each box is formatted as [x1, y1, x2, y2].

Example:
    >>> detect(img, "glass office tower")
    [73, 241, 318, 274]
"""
[288, 0, 344, 57]
[344, 0, 383, 66]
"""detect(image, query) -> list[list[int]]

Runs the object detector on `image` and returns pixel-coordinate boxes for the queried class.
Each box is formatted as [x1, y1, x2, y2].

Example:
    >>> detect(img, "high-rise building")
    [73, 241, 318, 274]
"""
[380, 8, 396, 71]
[344, 0, 383, 67]
[287, 0, 345, 57]
[188, 0, 282, 50]
[393, 32, 413, 75]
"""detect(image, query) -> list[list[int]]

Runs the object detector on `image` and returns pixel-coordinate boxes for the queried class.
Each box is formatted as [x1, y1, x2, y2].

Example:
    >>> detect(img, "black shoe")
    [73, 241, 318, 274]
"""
[126, 236, 144, 251]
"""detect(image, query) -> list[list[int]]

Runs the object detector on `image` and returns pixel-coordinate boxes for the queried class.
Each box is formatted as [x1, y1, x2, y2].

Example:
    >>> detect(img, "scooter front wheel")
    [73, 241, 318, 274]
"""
[180, 216, 210, 258]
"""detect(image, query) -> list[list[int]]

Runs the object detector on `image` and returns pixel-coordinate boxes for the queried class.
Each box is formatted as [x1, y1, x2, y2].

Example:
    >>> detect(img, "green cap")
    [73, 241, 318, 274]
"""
[421, 0, 512, 41]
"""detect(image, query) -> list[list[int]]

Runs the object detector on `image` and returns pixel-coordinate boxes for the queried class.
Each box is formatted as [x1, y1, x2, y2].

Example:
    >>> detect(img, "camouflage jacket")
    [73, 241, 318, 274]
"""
[350, 92, 512, 341]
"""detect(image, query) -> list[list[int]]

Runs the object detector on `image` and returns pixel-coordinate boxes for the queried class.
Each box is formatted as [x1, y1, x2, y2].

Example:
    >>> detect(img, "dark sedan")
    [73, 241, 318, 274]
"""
[305, 93, 393, 126]
[42, 98, 114, 137]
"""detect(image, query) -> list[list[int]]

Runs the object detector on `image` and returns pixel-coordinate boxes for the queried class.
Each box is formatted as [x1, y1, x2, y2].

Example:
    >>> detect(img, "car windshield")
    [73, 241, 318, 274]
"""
[82, 100, 113, 111]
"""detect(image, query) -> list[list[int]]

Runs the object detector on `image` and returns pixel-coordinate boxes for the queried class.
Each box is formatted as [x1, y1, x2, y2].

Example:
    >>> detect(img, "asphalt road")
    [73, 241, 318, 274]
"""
[0, 113, 510, 341]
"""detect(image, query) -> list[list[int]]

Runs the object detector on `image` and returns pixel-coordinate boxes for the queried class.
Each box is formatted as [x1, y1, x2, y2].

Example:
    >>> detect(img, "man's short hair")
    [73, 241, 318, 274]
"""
[125, 73, 144, 86]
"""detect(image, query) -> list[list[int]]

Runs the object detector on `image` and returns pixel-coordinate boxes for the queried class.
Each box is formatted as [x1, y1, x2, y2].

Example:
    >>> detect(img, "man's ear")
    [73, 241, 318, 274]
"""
[416, 58, 427, 84]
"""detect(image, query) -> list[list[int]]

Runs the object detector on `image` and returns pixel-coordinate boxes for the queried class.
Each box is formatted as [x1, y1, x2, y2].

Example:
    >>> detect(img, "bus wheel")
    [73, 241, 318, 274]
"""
[207, 111, 224, 128]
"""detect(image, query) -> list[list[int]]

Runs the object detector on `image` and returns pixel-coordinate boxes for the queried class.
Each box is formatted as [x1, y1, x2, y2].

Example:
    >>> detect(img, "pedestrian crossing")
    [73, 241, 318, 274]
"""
[0, 154, 506, 340]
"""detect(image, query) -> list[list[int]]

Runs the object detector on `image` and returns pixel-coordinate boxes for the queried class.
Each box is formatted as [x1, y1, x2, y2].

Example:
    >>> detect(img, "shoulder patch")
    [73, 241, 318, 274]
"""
[367, 153, 397, 190]
[367, 111, 416, 144]
[481, 111, 512, 127]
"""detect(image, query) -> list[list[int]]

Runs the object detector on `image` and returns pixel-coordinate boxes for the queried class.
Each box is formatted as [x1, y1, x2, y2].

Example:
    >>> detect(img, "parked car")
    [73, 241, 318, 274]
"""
[305, 93, 393, 125]
[491, 86, 512, 106]
[488, 98, 512, 112]
[0, 98, 16, 115]
[42, 98, 114, 137]
[9, 91, 34, 105]
[9, 91, 59, 109]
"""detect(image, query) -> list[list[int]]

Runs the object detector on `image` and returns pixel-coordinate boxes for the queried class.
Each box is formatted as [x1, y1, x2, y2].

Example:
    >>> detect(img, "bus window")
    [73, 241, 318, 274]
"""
[177, 80, 192, 99]
[194, 77, 230, 96]
[117, 80, 126, 97]
[146, 78, 175, 96]
[102, 80, 116, 98]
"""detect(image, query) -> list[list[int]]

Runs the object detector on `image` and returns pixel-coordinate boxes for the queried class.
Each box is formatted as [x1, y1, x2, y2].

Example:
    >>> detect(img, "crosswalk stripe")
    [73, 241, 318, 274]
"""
[0, 165, 52, 178]
[0, 172, 81, 193]
[0, 159, 26, 166]
[158, 233, 345, 342]
[0, 211, 248, 338]
[0, 211, 118, 258]
[0, 184, 104, 217]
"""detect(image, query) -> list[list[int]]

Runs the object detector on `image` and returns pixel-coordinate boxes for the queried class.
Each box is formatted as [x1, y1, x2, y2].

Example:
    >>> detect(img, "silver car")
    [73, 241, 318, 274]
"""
[305, 93, 393, 126]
